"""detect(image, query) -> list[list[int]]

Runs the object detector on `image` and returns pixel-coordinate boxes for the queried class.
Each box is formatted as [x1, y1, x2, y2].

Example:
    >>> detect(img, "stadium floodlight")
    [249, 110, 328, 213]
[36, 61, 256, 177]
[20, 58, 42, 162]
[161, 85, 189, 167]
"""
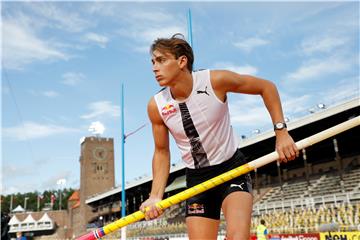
[284, 117, 290, 122]
[308, 108, 316, 114]
[317, 103, 326, 109]
[252, 129, 261, 134]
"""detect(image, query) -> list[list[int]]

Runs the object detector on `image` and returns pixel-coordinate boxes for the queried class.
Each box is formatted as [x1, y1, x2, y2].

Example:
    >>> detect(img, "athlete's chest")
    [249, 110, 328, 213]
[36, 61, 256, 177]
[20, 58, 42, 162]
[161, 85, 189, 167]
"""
[161, 94, 226, 137]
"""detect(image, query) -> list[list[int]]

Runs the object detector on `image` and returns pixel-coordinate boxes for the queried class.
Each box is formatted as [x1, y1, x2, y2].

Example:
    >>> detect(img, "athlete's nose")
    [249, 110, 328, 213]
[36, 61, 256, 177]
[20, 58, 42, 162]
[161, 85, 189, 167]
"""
[152, 62, 159, 73]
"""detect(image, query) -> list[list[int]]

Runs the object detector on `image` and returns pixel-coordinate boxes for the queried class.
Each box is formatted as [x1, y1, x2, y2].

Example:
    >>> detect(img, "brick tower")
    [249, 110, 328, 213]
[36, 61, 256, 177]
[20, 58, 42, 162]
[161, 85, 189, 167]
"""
[77, 136, 115, 235]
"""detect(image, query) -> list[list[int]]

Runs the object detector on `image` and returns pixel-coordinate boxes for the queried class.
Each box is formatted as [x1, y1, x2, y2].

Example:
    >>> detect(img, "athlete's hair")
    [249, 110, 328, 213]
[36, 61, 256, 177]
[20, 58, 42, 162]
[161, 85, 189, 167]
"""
[150, 33, 194, 72]
[260, 219, 266, 225]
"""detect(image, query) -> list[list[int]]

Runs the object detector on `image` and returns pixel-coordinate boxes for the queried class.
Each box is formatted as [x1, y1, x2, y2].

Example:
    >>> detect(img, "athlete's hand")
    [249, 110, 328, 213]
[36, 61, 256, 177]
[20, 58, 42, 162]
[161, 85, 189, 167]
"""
[139, 197, 164, 221]
[275, 130, 299, 163]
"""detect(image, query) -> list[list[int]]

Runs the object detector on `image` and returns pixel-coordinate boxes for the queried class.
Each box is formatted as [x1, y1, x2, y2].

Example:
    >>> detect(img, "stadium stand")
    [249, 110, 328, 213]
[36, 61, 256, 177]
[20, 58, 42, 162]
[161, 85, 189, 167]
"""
[84, 97, 359, 239]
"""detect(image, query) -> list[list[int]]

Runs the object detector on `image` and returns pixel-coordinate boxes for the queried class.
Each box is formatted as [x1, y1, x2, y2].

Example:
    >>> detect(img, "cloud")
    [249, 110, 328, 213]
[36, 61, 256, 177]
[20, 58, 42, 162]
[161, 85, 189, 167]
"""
[42, 91, 59, 97]
[84, 4, 186, 52]
[114, 8, 186, 52]
[213, 62, 258, 75]
[233, 37, 269, 53]
[319, 78, 359, 105]
[127, 9, 174, 23]
[40, 170, 73, 190]
[28, 90, 59, 98]
[140, 26, 185, 43]
[81, 101, 120, 119]
[3, 19, 68, 69]
[61, 72, 85, 86]
[229, 95, 270, 128]
[284, 56, 352, 84]
[1, 167, 76, 194]
[84, 32, 109, 48]
[120, 26, 186, 53]
[2, 164, 36, 179]
[301, 36, 348, 55]
[3, 122, 79, 141]
[281, 94, 313, 118]
[27, 2, 92, 32]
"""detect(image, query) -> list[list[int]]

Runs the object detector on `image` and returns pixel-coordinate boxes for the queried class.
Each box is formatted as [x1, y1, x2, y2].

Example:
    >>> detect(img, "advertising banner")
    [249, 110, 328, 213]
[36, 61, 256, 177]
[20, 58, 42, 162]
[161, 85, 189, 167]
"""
[269, 233, 320, 240]
[320, 232, 360, 240]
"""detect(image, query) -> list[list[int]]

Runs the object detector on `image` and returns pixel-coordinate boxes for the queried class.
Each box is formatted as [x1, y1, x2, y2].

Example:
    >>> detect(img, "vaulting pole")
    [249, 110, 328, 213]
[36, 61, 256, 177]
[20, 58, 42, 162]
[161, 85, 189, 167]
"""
[77, 116, 359, 240]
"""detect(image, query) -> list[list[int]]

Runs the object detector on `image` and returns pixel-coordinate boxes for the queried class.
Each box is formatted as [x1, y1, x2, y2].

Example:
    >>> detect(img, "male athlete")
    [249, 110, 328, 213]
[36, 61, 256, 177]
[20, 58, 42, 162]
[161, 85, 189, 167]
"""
[140, 34, 298, 239]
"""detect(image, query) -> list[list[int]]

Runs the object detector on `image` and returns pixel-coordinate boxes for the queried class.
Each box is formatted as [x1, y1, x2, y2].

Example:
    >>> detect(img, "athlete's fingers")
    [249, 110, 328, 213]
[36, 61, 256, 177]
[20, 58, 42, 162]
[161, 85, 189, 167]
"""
[277, 149, 286, 163]
[294, 143, 300, 158]
[286, 148, 296, 161]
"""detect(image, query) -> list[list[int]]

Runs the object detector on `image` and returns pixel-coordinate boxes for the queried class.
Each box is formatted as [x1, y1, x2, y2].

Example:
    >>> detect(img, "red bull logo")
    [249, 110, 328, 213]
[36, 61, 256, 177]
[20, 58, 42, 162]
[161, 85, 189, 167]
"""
[187, 203, 204, 214]
[161, 104, 177, 116]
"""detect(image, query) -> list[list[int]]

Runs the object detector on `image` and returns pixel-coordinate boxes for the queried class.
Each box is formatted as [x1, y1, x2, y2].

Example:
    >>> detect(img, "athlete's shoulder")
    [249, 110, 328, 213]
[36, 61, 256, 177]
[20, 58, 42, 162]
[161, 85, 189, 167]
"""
[147, 97, 163, 124]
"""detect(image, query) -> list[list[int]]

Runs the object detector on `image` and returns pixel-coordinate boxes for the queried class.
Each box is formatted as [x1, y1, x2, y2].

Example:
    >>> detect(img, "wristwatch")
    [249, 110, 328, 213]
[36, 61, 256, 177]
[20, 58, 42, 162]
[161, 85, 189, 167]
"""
[274, 122, 287, 131]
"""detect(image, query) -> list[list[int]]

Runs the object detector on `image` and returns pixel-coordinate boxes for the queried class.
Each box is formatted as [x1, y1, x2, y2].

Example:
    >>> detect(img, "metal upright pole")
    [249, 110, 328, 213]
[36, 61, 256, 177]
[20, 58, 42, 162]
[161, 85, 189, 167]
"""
[121, 83, 126, 240]
[10, 195, 13, 212]
[187, 9, 193, 48]
[59, 189, 62, 210]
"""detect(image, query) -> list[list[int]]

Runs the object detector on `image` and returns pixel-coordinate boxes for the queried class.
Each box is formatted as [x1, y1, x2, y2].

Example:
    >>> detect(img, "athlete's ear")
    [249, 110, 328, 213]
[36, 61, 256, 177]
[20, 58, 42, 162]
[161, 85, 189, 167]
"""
[178, 55, 188, 70]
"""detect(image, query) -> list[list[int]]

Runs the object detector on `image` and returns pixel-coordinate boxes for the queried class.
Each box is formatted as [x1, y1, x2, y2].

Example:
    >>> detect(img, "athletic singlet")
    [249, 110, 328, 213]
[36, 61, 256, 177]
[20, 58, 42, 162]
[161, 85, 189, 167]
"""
[153, 69, 239, 169]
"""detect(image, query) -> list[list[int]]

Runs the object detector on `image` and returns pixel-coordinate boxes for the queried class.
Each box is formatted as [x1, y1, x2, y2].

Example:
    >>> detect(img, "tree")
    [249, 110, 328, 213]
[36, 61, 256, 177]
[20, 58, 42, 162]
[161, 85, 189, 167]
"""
[0, 188, 75, 213]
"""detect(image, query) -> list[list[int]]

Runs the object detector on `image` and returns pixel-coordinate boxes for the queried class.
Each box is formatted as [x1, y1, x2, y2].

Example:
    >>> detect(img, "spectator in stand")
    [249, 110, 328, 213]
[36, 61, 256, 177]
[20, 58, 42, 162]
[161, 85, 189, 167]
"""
[16, 231, 27, 240]
[256, 219, 268, 240]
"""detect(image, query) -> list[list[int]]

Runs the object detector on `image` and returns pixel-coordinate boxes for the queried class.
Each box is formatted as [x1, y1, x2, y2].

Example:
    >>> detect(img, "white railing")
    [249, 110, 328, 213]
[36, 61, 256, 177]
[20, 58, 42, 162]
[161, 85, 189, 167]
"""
[254, 191, 360, 213]
[8, 222, 54, 233]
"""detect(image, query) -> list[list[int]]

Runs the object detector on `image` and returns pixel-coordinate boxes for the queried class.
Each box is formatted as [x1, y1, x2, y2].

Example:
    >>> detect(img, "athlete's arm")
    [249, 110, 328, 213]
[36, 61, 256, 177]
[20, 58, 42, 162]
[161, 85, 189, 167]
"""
[210, 70, 299, 162]
[140, 97, 170, 220]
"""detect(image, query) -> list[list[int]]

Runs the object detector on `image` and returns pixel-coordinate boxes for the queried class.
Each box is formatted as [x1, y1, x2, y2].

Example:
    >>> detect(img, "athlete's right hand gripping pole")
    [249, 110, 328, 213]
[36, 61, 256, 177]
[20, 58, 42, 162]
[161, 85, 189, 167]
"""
[77, 116, 360, 240]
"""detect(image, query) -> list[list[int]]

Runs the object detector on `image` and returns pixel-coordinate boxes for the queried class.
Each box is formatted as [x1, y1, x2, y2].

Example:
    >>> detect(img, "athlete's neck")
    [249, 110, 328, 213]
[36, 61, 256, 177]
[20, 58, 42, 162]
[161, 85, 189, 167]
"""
[169, 71, 193, 101]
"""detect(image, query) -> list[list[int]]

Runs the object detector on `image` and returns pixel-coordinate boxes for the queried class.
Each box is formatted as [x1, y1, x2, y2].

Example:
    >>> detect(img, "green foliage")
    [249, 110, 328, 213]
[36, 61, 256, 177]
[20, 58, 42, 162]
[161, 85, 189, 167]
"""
[1, 188, 76, 213]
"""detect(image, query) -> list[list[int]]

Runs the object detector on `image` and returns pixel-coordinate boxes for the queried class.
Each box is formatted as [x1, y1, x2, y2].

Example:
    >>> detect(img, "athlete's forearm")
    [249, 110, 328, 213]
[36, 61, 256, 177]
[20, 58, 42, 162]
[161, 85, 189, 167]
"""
[260, 81, 286, 125]
[149, 149, 170, 199]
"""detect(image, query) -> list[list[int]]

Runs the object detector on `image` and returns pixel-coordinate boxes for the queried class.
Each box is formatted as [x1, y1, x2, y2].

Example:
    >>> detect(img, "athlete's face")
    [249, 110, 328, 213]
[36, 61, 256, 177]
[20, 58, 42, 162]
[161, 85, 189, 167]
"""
[151, 50, 186, 86]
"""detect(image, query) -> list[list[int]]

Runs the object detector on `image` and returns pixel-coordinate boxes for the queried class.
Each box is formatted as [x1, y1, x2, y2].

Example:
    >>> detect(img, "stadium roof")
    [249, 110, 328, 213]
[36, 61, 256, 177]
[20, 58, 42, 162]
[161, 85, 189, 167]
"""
[239, 97, 359, 148]
[11, 205, 25, 213]
[38, 213, 53, 223]
[86, 97, 359, 205]
[8, 215, 20, 225]
[22, 214, 36, 224]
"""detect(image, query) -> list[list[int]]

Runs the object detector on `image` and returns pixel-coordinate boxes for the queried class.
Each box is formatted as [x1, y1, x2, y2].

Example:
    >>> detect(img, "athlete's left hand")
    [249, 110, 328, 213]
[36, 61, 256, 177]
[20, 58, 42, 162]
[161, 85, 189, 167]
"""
[275, 130, 299, 163]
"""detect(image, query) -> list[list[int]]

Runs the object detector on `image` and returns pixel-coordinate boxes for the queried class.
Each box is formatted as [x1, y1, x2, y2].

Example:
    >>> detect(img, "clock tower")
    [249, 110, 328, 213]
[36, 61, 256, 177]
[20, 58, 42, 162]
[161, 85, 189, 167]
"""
[78, 137, 115, 233]
[80, 137, 115, 198]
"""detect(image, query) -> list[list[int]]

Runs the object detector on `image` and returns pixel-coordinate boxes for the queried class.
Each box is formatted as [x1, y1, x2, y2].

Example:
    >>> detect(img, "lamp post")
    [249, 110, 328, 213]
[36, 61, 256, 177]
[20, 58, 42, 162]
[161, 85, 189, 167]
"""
[56, 178, 66, 210]
[24, 197, 29, 211]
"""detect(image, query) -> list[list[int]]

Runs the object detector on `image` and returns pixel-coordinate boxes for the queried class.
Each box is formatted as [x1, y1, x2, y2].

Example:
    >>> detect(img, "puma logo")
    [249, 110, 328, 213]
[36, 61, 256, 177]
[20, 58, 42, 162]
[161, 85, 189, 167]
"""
[197, 86, 209, 96]
[230, 183, 244, 190]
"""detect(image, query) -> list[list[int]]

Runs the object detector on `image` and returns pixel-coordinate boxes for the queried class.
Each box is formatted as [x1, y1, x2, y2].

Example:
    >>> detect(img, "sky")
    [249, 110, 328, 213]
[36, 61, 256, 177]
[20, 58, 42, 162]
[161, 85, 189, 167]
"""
[2, 1, 359, 195]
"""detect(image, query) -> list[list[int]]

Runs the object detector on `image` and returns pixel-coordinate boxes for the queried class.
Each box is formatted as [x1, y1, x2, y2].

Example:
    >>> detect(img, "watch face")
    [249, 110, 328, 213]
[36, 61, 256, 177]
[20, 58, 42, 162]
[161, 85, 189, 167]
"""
[92, 146, 108, 160]
[275, 122, 286, 130]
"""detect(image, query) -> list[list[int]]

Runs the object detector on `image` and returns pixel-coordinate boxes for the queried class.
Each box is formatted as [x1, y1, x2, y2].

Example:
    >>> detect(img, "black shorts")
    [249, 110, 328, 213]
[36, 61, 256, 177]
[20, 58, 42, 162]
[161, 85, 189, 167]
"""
[185, 149, 252, 220]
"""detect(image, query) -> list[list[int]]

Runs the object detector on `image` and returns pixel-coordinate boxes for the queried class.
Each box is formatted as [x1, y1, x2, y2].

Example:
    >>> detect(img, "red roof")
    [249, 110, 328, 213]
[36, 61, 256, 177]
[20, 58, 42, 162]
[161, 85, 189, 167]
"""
[68, 190, 80, 201]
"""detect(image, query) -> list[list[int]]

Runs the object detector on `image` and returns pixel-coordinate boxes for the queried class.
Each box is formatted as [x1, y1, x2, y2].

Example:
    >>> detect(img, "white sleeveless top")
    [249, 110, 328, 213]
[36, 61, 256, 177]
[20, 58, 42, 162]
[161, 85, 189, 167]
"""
[154, 69, 239, 169]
